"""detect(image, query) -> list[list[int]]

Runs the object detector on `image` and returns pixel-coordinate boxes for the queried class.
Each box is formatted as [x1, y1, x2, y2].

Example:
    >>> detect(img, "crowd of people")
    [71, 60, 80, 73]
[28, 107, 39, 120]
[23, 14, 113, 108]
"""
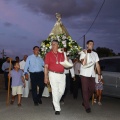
[1, 40, 104, 115]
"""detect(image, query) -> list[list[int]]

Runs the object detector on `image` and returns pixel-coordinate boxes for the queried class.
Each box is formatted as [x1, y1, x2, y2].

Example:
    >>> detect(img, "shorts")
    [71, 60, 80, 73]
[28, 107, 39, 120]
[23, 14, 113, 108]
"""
[12, 85, 23, 96]
[95, 82, 103, 90]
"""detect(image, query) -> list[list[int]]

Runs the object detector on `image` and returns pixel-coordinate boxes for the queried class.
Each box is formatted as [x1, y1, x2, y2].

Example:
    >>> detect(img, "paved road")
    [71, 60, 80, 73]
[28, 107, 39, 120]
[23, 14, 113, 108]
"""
[0, 89, 120, 120]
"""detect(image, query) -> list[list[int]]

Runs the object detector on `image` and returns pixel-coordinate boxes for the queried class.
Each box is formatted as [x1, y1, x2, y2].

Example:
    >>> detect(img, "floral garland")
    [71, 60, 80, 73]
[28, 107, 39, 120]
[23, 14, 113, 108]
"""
[39, 34, 82, 59]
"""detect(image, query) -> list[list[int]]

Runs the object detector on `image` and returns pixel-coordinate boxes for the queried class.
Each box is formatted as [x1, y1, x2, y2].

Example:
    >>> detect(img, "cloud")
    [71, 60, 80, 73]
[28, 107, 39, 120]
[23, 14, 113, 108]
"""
[4, 22, 13, 27]
[12, 0, 96, 18]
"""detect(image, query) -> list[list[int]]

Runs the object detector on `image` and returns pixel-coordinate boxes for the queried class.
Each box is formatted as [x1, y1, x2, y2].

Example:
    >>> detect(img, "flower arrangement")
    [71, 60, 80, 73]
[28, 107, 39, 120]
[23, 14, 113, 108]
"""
[39, 34, 82, 59]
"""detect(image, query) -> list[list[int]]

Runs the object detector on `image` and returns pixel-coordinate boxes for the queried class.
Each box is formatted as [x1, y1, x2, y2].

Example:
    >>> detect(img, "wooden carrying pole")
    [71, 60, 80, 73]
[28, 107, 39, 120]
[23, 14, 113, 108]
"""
[6, 58, 12, 106]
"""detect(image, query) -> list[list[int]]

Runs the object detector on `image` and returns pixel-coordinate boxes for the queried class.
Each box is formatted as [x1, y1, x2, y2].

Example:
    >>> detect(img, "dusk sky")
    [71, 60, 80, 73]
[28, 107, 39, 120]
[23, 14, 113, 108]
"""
[0, 0, 120, 59]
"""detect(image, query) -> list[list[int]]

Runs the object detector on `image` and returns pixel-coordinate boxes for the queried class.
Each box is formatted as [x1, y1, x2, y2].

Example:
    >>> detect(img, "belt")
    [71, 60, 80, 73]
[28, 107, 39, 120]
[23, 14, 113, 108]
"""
[49, 70, 64, 74]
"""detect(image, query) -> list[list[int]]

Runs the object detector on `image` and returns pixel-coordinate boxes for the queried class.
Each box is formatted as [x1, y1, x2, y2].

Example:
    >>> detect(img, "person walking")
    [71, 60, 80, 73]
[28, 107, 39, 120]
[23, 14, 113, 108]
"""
[20, 55, 30, 98]
[73, 58, 82, 99]
[2, 57, 12, 90]
[60, 58, 75, 104]
[80, 40, 101, 113]
[44, 40, 65, 115]
[24, 46, 45, 106]
[9, 62, 25, 107]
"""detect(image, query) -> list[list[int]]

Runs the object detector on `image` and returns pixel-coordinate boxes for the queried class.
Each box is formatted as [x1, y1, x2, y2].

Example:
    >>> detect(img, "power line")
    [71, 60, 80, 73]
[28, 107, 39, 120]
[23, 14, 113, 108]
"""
[78, 0, 105, 41]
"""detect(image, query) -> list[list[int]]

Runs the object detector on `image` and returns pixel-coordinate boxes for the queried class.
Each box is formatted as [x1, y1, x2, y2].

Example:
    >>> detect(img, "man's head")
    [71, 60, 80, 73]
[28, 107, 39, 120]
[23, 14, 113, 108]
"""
[15, 56, 19, 62]
[23, 55, 28, 61]
[86, 40, 94, 50]
[51, 40, 59, 52]
[33, 46, 39, 56]
[6, 57, 9, 62]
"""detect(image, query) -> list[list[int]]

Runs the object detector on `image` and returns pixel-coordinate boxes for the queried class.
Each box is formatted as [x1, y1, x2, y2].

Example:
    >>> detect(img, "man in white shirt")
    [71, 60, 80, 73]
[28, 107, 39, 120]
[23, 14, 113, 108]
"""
[2, 57, 12, 90]
[19, 55, 30, 98]
[80, 40, 101, 113]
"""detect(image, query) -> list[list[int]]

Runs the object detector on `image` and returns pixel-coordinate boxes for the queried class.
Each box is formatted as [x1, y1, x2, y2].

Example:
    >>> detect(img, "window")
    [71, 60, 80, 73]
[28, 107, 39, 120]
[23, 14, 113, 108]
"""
[100, 58, 120, 72]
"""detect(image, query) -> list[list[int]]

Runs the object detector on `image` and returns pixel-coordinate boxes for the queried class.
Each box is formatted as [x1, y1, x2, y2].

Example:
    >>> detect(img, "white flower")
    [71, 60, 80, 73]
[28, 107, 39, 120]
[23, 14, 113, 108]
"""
[49, 46, 52, 49]
[62, 35, 66, 40]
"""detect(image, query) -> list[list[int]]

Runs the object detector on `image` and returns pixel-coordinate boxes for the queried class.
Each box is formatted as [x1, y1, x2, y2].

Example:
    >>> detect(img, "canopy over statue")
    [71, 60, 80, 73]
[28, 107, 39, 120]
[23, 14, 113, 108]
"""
[49, 13, 70, 37]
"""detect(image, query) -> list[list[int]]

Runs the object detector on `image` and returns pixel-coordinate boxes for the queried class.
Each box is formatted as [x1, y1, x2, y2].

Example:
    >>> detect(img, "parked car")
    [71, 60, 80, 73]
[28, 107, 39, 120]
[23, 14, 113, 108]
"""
[99, 56, 120, 98]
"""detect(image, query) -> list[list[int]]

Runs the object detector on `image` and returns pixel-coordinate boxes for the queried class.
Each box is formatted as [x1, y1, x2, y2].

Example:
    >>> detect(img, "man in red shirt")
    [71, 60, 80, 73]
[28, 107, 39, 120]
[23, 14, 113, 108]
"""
[44, 40, 65, 115]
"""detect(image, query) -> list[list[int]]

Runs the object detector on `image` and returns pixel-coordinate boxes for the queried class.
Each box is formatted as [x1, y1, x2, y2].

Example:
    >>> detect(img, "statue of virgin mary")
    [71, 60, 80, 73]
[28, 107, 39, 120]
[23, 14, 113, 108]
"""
[49, 13, 69, 37]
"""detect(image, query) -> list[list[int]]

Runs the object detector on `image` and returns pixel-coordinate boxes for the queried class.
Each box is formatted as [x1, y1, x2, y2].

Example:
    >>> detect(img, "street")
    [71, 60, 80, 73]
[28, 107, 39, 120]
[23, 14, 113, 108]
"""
[0, 89, 120, 120]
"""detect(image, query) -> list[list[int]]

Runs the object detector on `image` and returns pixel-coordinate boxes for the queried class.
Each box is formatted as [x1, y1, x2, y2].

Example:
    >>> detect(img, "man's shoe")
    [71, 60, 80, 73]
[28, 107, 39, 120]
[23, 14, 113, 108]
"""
[55, 111, 60, 115]
[38, 99, 42, 104]
[86, 108, 91, 113]
[34, 102, 39, 106]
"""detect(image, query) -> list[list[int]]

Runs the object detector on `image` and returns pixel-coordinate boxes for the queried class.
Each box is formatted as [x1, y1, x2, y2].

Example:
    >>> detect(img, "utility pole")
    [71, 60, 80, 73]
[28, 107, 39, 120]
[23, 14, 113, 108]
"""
[83, 35, 85, 49]
[0, 49, 6, 59]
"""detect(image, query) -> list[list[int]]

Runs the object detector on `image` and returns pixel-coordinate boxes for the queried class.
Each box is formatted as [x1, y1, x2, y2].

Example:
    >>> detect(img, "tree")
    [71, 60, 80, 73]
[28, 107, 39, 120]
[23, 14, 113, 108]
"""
[95, 47, 116, 58]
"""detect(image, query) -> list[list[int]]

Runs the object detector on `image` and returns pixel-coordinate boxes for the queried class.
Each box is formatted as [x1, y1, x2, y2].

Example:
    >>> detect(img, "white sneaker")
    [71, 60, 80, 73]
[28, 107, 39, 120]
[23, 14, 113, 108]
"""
[98, 102, 102, 105]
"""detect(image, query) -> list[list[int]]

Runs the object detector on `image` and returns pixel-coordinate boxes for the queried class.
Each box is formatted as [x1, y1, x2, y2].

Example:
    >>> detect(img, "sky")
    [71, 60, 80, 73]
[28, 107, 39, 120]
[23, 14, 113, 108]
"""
[0, 0, 120, 59]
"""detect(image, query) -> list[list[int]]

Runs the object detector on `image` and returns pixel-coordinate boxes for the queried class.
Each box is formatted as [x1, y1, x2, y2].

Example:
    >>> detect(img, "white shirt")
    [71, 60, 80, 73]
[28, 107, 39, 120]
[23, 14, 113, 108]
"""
[74, 61, 81, 75]
[19, 60, 26, 70]
[80, 51, 99, 77]
[64, 59, 75, 78]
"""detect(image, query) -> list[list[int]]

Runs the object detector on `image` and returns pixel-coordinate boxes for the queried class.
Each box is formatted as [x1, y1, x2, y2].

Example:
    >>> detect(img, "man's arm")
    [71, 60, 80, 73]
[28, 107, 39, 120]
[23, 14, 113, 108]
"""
[44, 64, 49, 84]
[96, 62, 101, 80]
[80, 50, 88, 66]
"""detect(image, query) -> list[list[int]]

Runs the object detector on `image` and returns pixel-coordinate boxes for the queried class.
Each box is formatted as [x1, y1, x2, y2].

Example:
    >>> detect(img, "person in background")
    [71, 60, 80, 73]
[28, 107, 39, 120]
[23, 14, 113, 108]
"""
[44, 40, 65, 115]
[60, 57, 75, 104]
[80, 40, 101, 113]
[9, 62, 25, 107]
[20, 55, 30, 98]
[73, 58, 82, 99]
[24, 46, 45, 106]
[15, 56, 20, 63]
[94, 68, 104, 105]
[2, 57, 12, 90]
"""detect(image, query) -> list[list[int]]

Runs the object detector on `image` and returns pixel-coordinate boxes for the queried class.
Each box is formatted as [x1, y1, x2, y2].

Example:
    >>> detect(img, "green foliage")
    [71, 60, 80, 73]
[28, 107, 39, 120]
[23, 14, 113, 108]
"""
[96, 47, 116, 58]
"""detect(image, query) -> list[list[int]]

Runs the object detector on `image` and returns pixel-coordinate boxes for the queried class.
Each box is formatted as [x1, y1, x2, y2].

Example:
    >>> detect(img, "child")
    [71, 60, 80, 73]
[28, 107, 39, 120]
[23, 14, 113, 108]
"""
[94, 69, 104, 105]
[9, 62, 25, 106]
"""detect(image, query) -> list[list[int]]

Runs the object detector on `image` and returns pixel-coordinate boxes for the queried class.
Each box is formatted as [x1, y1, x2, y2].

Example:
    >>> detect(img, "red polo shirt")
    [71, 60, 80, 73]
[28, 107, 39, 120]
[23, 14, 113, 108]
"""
[45, 50, 64, 72]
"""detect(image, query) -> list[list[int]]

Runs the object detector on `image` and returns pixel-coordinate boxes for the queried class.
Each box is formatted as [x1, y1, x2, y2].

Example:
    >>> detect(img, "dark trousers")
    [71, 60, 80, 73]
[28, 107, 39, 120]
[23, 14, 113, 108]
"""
[73, 75, 82, 98]
[4, 72, 9, 89]
[30, 71, 45, 103]
[61, 74, 70, 100]
[81, 75, 95, 109]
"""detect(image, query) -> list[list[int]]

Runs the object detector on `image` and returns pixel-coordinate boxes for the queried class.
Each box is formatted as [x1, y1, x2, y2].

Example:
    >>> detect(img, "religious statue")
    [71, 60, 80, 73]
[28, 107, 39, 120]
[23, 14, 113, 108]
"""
[49, 13, 69, 37]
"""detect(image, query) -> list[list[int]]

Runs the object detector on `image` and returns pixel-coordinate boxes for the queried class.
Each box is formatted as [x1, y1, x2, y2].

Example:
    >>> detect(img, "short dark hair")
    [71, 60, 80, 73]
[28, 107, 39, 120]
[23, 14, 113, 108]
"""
[52, 40, 59, 43]
[86, 40, 94, 44]
[15, 56, 19, 59]
[6, 57, 9, 61]
[33, 46, 39, 50]
[13, 61, 19, 67]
